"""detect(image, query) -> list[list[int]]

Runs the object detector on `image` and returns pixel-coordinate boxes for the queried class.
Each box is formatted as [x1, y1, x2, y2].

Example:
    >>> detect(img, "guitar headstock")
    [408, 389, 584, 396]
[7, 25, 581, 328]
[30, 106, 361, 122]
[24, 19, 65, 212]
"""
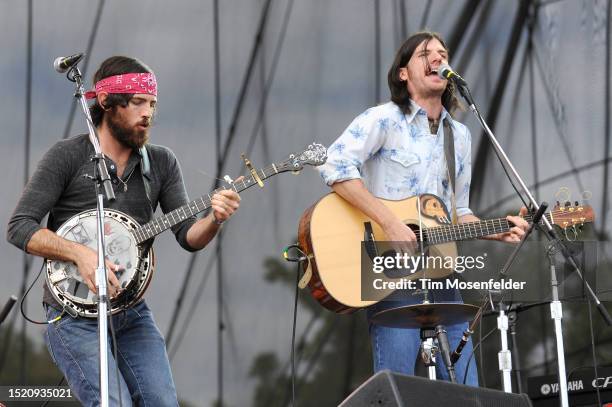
[550, 201, 595, 230]
[275, 143, 327, 173]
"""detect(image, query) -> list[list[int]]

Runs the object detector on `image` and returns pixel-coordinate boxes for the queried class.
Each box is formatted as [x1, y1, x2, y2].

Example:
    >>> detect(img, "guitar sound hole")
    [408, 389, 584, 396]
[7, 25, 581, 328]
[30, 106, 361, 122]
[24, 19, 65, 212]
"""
[407, 223, 421, 237]
[380, 224, 429, 279]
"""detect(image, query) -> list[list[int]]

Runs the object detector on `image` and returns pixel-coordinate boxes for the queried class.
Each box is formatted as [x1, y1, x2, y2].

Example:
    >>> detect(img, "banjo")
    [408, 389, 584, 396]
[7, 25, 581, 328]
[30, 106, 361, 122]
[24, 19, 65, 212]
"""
[46, 144, 327, 318]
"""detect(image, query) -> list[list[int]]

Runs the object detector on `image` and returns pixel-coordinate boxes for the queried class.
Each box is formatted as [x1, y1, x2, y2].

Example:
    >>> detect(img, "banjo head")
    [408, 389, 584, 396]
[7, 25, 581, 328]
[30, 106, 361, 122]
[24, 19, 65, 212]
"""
[46, 209, 154, 318]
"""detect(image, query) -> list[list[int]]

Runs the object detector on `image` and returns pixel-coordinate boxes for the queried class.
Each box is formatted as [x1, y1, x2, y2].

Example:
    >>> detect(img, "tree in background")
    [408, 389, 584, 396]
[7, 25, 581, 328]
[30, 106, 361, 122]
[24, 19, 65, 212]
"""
[249, 256, 372, 406]
[0, 325, 78, 406]
[0, 326, 197, 407]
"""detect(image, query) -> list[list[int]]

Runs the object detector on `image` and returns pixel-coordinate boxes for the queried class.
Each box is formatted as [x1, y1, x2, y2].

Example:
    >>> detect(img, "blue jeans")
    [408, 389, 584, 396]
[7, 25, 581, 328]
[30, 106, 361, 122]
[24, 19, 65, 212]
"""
[367, 287, 479, 386]
[45, 301, 178, 407]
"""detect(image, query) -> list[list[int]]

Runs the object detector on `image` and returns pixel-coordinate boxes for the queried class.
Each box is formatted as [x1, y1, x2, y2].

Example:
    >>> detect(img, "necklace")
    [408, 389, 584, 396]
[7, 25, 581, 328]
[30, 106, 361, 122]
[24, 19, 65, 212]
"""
[428, 117, 440, 134]
[117, 166, 137, 192]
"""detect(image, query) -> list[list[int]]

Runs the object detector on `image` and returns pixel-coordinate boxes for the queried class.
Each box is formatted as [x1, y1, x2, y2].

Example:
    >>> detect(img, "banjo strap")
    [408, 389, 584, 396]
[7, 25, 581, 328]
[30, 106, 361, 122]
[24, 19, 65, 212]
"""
[139, 145, 154, 217]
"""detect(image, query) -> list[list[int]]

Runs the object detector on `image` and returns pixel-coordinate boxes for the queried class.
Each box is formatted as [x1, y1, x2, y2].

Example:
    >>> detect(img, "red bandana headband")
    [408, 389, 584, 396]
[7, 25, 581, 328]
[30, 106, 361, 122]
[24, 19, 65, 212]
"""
[85, 72, 157, 99]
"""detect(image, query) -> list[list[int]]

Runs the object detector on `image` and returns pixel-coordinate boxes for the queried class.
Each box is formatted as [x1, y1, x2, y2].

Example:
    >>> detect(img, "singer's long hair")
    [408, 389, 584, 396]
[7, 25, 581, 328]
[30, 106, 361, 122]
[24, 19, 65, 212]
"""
[89, 56, 154, 127]
[388, 31, 459, 115]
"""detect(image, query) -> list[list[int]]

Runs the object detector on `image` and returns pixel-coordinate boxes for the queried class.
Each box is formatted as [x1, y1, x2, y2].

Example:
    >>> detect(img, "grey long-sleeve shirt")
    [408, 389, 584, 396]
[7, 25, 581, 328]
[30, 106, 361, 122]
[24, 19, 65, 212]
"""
[7, 134, 198, 306]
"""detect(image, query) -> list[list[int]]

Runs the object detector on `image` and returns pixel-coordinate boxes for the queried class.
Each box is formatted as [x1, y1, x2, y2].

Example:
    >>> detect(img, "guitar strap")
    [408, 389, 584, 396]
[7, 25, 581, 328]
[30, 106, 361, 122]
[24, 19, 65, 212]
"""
[443, 118, 458, 225]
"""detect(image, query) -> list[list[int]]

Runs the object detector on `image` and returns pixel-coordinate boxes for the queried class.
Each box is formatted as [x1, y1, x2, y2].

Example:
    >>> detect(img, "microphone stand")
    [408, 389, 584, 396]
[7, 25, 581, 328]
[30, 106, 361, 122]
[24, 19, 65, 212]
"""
[496, 203, 547, 393]
[482, 300, 552, 391]
[450, 204, 546, 390]
[507, 306, 521, 393]
[0, 296, 17, 357]
[66, 64, 115, 407]
[0, 296, 17, 326]
[454, 80, 612, 407]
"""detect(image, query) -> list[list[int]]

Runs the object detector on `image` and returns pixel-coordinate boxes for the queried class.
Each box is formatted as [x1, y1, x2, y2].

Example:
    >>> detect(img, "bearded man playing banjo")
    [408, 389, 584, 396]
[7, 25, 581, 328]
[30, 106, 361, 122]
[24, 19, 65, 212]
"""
[7, 56, 241, 406]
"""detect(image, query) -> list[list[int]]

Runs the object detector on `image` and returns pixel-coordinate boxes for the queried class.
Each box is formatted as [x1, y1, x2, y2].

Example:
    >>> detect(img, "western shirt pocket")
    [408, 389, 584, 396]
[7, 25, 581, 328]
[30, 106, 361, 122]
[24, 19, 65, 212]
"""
[383, 151, 421, 197]
[388, 151, 420, 168]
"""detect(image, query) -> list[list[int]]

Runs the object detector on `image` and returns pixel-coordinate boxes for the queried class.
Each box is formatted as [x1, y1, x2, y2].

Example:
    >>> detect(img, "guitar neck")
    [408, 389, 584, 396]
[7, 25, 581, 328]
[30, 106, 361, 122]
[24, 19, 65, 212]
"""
[420, 212, 552, 245]
[133, 164, 281, 244]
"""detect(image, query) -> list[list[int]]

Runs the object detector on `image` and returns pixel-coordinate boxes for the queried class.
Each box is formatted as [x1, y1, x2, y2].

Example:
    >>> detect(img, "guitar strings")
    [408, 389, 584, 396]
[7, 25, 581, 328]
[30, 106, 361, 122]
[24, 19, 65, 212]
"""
[132, 165, 280, 243]
[419, 207, 586, 244]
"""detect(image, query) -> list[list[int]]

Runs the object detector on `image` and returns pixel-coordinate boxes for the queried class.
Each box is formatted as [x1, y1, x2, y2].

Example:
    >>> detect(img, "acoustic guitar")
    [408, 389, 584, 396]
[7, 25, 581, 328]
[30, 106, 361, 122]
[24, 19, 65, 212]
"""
[298, 193, 594, 314]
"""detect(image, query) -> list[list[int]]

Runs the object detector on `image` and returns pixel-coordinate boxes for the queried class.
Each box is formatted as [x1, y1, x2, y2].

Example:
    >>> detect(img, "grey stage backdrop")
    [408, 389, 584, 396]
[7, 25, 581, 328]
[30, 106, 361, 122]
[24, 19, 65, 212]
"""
[0, 0, 610, 405]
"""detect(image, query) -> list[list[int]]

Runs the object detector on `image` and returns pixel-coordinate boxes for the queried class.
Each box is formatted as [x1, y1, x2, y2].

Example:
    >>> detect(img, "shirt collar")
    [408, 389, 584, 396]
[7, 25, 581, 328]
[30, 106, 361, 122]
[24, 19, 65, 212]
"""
[401, 100, 451, 124]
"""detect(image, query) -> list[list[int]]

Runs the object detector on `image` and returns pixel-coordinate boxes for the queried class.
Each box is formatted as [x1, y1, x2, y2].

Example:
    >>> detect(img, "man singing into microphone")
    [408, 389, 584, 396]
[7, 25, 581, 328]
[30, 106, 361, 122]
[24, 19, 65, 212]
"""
[7, 56, 241, 406]
[318, 31, 528, 384]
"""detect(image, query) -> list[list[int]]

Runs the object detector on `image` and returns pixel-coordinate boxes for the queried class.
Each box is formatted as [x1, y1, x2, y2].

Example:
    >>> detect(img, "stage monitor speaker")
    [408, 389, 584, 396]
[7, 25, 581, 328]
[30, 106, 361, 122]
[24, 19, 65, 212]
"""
[340, 370, 533, 407]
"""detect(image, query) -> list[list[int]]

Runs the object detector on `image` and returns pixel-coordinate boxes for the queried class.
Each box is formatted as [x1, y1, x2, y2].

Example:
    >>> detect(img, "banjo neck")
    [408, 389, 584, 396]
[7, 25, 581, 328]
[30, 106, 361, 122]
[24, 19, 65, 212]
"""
[132, 164, 280, 244]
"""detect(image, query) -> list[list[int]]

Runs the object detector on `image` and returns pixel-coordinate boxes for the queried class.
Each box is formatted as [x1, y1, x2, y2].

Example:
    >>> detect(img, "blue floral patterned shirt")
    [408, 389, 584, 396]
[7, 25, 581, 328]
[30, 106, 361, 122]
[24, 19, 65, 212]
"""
[319, 101, 473, 217]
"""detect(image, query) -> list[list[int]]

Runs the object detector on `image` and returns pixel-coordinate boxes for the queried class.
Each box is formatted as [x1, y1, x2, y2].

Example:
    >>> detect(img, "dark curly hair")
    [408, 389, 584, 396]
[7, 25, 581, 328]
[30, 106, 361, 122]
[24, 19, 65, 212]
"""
[89, 56, 154, 126]
[387, 31, 459, 115]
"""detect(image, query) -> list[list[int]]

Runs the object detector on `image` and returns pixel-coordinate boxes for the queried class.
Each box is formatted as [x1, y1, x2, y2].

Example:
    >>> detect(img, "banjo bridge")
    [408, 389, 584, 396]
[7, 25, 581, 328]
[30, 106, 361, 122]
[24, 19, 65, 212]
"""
[49, 269, 69, 284]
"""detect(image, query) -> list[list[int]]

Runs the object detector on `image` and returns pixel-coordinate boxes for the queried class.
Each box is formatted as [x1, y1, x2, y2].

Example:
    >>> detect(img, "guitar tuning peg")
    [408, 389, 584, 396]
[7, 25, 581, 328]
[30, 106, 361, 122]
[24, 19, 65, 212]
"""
[556, 201, 560, 207]
[574, 201, 579, 206]
[565, 201, 571, 207]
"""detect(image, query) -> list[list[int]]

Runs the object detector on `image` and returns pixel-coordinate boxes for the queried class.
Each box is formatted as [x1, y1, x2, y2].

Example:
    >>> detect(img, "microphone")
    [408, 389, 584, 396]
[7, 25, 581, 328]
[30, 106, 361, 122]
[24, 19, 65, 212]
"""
[450, 327, 473, 364]
[530, 202, 548, 227]
[53, 53, 84, 73]
[438, 63, 467, 86]
[435, 325, 457, 383]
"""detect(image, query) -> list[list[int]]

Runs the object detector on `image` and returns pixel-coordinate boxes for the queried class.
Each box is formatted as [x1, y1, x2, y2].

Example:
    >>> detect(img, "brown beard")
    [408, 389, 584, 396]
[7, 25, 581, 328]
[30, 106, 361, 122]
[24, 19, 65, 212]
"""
[105, 110, 150, 149]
